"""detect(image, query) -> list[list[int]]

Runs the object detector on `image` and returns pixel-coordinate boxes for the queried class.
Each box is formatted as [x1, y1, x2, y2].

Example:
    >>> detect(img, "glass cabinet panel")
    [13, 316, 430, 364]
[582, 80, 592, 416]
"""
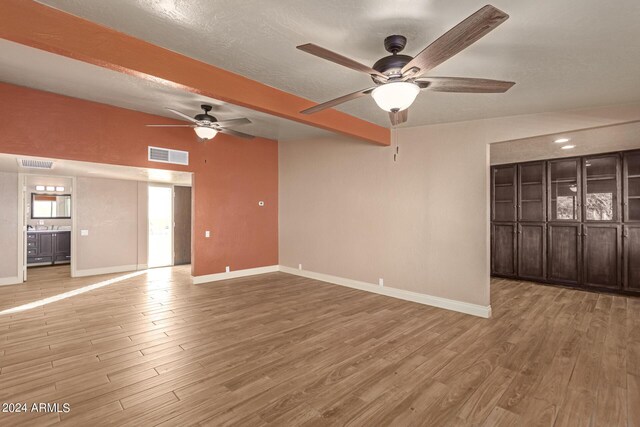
[625, 151, 640, 221]
[584, 155, 619, 221]
[492, 165, 516, 222]
[549, 159, 580, 221]
[518, 162, 545, 221]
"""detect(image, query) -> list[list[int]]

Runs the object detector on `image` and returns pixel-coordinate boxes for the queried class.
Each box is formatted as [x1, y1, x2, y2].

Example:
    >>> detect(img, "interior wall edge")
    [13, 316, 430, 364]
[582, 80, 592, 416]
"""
[279, 266, 491, 318]
[0, 276, 21, 286]
[74, 264, 139, 278]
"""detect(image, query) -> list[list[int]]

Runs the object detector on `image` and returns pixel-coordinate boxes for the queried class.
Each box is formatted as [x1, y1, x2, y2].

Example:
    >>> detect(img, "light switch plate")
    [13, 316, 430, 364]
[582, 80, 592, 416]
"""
[205, 230, 210, 238]
[80, 229, 89, 236]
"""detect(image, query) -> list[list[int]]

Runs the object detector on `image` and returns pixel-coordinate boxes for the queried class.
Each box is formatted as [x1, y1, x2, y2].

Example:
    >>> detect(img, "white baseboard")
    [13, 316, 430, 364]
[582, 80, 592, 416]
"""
[74, 264, 138, 278]
[0, 276, 21, 286]
[137, 264, 148, 271]
[279, 266, 492, 318]
[192, 265, 280, 284]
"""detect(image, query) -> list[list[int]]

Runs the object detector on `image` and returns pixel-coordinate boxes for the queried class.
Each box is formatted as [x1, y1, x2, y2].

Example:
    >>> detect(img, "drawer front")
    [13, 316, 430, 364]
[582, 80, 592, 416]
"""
[27, 240, 38, 248]
[28, 256, 52, 264]
[27, 233, 37, 241]
[55, 254, 71, 262]
[27, 248, 37, 256]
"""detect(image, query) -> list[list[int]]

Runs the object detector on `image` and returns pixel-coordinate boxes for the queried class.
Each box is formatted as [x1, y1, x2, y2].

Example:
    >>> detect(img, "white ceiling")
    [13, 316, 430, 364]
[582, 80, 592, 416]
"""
[31, 0, 640, 129]
[0, 153, 193, 185]
[0, 40, 332, 141]
[491, 121, 640, 165]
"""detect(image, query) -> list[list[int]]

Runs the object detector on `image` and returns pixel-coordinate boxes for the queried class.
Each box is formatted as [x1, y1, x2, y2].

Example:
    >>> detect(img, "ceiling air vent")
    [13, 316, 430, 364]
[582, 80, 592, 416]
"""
[148, 146, 189, 166]
[18, 159, 54, 169]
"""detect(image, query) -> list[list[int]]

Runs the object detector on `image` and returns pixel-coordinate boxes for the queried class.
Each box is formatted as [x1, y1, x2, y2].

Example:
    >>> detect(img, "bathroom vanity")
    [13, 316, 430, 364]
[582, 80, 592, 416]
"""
[27, 230, 71, 265]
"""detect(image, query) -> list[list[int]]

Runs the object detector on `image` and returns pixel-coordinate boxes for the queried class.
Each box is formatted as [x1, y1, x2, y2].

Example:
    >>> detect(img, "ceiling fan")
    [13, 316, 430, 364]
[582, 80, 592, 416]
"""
[146, 105, 255, 140]
[297, 4, 515, 126]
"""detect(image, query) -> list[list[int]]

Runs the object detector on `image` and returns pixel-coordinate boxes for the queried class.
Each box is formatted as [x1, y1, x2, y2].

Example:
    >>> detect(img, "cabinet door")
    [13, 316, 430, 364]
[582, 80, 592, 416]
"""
[548, 158, 581, 222]
[583, 154, 621, 222]
[518, 162, 546, 222]
[54, 232, 71, 255]
[582, 224, 621, 289]
[518, 223, 546, 281]
[623, 225, 640, 292]
[492, 165, 517, 222]
[548, 224, 581, 285]
[491, 223, 517, 277]
[623, 151, 640, 222]
[37, 233, 54, 257]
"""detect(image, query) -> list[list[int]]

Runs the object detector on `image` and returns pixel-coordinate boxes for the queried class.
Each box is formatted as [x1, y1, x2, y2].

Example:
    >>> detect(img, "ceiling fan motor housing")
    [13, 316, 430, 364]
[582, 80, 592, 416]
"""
[372, 35, 412, 80]
[372, 54, 412, 79]
[195, 104, 216, 123]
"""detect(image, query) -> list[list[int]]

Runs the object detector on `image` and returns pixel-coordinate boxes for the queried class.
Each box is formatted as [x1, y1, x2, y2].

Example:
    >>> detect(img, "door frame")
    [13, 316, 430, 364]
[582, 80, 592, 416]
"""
[17, 173, 77, 282]
[147, 183, 175, 268]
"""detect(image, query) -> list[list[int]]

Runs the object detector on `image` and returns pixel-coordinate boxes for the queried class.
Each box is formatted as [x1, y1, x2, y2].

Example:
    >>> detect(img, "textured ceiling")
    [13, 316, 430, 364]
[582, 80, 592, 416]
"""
[491, 121, 640, 165]
[33, 0, 640, 129]
[0, 40, 332, 141]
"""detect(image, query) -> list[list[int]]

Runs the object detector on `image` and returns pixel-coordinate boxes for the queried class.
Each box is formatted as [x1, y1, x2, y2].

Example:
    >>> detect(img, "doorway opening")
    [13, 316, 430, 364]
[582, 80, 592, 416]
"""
[148, 185, 174, 268]
[23, 174, 74, 283]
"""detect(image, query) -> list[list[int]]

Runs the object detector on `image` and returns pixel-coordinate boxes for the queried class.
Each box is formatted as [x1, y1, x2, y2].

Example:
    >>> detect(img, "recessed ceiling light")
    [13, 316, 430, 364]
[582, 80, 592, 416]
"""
[554, 138, 570, 143]
[561, 145, 575, 150]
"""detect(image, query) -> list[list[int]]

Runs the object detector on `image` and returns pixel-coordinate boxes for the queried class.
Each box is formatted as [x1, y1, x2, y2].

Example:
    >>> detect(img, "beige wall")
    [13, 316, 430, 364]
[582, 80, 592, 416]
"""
[279, 103, 640, 309]
[279, 132, 490, 306]
[76, 176, 147, 272]
[0, 171, 18, 282]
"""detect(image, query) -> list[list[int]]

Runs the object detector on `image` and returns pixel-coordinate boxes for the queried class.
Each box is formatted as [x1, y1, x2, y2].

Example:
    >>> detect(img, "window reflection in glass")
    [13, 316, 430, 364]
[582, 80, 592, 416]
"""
[586, 193, 613, 220]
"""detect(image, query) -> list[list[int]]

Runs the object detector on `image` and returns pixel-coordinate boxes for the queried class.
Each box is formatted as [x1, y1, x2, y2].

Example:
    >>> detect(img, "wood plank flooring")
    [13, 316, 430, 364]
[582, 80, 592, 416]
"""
[0, 265, 638, 426]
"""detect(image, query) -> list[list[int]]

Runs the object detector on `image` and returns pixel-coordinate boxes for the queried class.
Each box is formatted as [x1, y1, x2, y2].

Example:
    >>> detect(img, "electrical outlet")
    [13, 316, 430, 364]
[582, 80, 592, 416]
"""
[205, 230, 210, 238]
[225, 266, 230, 273]
[80, 229, 89, 236]
[379, 278, 384, 287]
[298, 264, 302, 270]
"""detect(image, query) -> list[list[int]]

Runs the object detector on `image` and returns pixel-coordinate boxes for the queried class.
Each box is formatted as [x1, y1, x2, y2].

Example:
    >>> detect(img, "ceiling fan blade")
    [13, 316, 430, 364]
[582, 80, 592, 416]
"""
[401, 5, 509, 77]
[389, 109, 408, 126]
[219, 128, 255, 140]
[166, 108, 198, 123]
[301, 87, 376, 115]
[214, 118, 252, 128]
[145, 124, 194, 127]
[297, 43, 387, 79]
[418, 77, 515, 93]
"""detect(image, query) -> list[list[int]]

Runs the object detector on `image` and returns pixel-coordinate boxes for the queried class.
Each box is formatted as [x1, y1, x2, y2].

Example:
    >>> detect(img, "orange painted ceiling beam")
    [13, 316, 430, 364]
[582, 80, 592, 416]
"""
[0, 0, 390, 146]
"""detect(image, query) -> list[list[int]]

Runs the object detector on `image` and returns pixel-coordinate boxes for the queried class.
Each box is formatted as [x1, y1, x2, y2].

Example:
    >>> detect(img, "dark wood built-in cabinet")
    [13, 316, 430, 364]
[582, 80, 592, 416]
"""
[491, 223, 517, 277]
[27, 231, 71, 265]
[517, 222, 546, 281]
[624, 225, 640, 291]
[491, 149, 640, 295]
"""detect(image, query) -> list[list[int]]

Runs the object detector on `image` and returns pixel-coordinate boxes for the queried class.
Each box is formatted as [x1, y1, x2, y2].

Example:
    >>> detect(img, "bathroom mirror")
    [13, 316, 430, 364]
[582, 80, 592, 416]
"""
[31, 193, 72, 219]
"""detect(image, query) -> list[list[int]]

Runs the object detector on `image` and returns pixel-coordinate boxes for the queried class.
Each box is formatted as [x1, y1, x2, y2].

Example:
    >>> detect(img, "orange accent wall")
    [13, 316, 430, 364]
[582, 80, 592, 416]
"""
[0, 0, 390, 146]
[0, 83, 278, 277]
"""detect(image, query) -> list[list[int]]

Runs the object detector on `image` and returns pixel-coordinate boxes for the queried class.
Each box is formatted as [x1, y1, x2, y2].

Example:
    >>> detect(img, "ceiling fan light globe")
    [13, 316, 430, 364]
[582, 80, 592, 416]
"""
[194, 126, 218, 140]
[371, 82, 420, 112]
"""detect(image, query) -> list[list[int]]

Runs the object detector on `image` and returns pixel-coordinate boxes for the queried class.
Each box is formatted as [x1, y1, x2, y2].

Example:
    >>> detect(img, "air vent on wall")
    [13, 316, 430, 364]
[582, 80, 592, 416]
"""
[148, 146, 189, 166]
[18, 159, 54, 169]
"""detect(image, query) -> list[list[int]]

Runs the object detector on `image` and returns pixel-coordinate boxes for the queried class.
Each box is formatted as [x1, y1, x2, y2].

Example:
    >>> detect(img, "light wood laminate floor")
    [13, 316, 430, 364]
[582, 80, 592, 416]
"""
[0, 265, 638, 426]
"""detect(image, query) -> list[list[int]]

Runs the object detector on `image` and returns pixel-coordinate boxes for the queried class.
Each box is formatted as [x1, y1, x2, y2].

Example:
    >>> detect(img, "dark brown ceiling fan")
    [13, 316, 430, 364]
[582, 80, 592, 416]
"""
[146, 105, 255, 140]
[297, 4, 515, 126]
